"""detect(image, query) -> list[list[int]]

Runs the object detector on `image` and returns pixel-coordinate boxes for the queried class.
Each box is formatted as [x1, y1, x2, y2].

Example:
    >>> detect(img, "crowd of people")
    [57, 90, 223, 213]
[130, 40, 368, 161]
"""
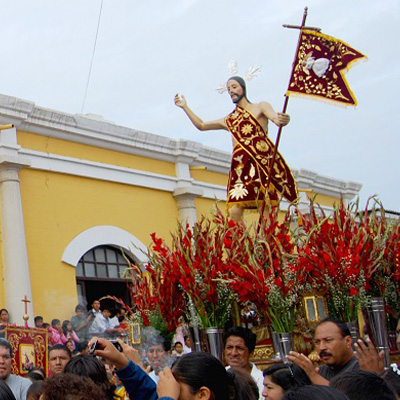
[1, 303, 400, 400]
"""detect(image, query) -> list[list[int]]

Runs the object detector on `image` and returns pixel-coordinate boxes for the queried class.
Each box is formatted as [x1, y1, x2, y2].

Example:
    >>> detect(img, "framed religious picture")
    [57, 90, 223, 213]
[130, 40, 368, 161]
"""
[130, 323, 141, 344]
[5, 327, 49, 377]
[303, 295, 328, 326]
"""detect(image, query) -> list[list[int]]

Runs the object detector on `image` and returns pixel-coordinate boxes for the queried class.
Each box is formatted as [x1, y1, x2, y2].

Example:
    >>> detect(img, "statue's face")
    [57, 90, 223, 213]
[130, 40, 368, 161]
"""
[227, 79, 245, 103]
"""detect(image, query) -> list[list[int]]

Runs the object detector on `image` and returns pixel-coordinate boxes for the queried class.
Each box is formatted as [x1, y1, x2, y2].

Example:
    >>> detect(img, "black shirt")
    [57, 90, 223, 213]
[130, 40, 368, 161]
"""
[319, 357, 360, 380]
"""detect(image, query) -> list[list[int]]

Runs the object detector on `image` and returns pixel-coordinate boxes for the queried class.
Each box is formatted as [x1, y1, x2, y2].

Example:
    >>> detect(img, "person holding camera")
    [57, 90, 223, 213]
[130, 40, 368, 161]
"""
[71, 304, 95, 350]
[89, 337, 157, 400]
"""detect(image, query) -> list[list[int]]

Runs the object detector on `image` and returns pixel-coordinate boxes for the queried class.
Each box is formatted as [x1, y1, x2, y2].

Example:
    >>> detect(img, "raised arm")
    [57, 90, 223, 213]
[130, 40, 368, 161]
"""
[174, 94, 227, 131]
[260, 101, 290, 127]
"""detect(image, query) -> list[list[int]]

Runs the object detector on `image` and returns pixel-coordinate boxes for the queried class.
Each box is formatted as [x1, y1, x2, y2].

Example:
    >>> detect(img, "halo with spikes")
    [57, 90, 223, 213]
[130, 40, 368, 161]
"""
[216, 59, 262, 94]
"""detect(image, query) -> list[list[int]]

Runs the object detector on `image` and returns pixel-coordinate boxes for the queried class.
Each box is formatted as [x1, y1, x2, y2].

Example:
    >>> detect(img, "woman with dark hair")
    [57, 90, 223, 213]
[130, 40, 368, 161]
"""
[0, 380, 17, 400]
[262, 363, 310, 400]
[283, 385, 350, 400]
[61, 320, 80, 350]
[157, 352, 259, 400]
[64, 354, 116, 400]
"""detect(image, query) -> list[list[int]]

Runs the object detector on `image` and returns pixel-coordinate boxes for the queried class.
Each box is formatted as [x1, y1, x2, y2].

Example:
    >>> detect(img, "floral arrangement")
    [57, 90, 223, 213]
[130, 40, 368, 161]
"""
[165, 214, 237, 328]
[373, 210, 400, 318]
[125, 197, 399, 340]
[224, 206, 304, 333]
[296, 198, 388, 322]
[126, 239, 186, 332]
[127, 214, 237, 330]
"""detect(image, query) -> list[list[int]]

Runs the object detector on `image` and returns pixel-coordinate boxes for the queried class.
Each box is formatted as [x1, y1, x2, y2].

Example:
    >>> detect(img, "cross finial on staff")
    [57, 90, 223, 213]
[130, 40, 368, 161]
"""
[21, 295, 31, 328]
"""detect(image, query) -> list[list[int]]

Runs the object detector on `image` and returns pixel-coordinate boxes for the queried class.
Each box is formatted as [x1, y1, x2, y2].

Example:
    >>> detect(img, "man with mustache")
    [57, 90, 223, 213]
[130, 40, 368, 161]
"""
[175, 76, 296, 221]
[287, 317, 359, 385]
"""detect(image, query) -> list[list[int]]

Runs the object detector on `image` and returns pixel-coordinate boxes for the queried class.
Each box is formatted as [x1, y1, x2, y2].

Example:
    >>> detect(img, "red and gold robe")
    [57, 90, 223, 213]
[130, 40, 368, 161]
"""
[225, 106, 297, 209]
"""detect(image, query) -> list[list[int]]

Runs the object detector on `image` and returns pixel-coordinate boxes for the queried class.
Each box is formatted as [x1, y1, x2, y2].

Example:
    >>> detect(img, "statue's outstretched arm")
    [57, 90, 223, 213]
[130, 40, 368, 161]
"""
[175, 94, 227, 131]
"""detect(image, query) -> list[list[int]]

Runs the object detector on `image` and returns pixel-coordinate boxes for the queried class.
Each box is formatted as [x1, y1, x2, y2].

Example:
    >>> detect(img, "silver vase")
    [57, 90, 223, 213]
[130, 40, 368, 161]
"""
[271, 330, 282, 361]
[366, 297, 390, 367]
[276, 332, 294, 363]
[188, 326, 202, 352]
[345, 321, 359, 350]
[203, 327, 224, 361]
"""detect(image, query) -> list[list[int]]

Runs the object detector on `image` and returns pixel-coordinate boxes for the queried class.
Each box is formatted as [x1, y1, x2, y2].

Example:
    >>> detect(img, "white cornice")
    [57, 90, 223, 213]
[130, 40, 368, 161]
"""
[294, 169, 362, 200]
[0, 93, 362, 201]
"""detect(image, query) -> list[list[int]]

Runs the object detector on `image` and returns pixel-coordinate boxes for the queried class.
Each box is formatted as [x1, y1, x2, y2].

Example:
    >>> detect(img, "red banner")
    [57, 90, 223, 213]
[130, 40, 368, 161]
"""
[5, 327, 48, 377]
[287, 30, 366, 106]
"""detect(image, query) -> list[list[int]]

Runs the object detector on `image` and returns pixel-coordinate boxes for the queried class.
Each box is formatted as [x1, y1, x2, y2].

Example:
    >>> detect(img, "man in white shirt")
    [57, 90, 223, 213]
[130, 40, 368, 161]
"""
[183, 335, 192, 354]
[224, 327, 264, 400]
[146, 336, 171, 384]
[89, 307, 125, 339]
[0, 338, 31, 400]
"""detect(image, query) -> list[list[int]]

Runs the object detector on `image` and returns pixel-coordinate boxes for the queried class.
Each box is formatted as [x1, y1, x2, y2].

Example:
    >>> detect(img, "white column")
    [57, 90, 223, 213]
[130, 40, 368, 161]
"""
[0, 127, 33, 325]
[173, 187, 202, 227]
[174, 161, 202, 227]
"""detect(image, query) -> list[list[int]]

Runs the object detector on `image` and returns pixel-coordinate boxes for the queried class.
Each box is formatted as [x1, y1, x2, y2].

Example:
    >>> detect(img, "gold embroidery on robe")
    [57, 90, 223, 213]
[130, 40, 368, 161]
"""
[225, 106, 297, 210]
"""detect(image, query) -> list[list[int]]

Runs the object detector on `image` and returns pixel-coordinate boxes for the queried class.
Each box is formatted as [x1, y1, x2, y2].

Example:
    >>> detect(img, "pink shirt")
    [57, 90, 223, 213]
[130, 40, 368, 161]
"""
[49, 327, 64, 345]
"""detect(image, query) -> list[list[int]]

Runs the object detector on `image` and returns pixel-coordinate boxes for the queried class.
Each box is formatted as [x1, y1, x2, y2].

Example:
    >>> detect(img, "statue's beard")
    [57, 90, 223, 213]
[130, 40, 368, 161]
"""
[231, 92, 245, 104]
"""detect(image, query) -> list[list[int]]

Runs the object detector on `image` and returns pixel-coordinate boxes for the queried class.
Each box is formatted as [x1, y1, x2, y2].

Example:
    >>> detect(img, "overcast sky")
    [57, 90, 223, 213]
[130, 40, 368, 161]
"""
[0, 0, 398, 211]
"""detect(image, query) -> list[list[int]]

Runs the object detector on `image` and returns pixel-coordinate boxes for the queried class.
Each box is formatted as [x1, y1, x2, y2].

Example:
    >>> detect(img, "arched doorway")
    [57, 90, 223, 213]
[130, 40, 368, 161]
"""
[75, 245, 135, 311]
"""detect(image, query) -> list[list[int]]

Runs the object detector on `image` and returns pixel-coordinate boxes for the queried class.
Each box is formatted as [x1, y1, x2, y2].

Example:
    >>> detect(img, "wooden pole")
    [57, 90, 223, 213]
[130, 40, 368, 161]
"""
[256, 7, 310, 234]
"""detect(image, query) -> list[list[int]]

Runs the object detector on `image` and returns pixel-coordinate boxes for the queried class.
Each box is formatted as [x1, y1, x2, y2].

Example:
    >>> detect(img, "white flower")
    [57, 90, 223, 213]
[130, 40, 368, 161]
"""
[229, 183, 248, 200]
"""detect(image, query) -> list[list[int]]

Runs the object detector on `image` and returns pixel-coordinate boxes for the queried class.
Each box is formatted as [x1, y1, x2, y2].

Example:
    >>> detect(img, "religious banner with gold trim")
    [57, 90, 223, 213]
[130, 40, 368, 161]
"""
[286, 30, 367, 106]
[5, 326, 48, 377]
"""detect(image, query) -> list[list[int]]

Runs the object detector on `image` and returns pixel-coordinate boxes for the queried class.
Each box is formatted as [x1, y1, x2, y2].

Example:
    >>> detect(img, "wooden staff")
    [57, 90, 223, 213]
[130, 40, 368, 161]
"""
[256, 7, 319, 234]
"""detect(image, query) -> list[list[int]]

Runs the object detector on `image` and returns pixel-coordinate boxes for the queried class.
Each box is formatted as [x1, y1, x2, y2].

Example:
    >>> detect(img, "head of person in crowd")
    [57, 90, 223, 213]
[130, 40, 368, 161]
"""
[25, 371, 44, 383]
[184, 335, 192, 350]
[99, 358, 114, 381]
[48, 344, 72, 375]
[64, 354, 116, 400]
[65, 340, 76, 354]
[27, 366, 45, 380]
[262, 364, 307, 400]
[174, 341, 184, 355]
[0, 309, 9, 323]
[102, 307, 112, 319]
[61, 320, 73, 335]
[40, 373, 108, 400]
[42, 323, 50, 329]
[0, 338, 13, 381]
[171, 352, 245, 400]
[229, 367, 259, 400]
[51, 319, 61, 331]
[75, 304, 86, 316]
[396, 312, 400, 349]
[33, 316, 43, 329]
[0, 380, 16, 400]
[223, 326, 256, 371]
[331, 370, 397, 400]
[147, 335, 171, 374]
[283, 385, 350, 400]
[314, 317, 353, 368]
[382, 364, 400, 400]
[26, 380, 44, 400]
[92, 300, 101, 313]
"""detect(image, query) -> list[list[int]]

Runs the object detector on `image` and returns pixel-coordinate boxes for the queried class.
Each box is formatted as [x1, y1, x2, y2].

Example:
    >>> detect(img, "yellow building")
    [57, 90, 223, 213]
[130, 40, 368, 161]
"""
[0, 94, 362, 324]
